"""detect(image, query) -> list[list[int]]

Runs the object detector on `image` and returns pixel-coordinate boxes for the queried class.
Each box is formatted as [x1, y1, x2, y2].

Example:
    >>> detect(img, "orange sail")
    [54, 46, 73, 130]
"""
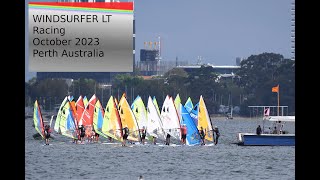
[79, 94, 97, 137]
[75, 95, 85, 125]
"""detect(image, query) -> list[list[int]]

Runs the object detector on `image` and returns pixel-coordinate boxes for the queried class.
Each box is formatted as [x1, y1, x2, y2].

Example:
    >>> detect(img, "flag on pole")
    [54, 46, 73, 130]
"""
[264, 107, 270, 116]
[272, 85, 279, 93]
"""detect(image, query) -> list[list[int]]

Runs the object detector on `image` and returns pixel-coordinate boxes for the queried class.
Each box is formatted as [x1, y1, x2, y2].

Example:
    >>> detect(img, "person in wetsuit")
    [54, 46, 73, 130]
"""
[181, 125, 187, 145]
[79, 125, 85, 144]
[199, 127, 206, 145]
[44, 125, 51, 145]
[214, 126, 220, 145]
[140, 126, 147, 145]
[256, 125, 262, 135]
[165, 133, 171, 145]
[122, 127, 129, 146]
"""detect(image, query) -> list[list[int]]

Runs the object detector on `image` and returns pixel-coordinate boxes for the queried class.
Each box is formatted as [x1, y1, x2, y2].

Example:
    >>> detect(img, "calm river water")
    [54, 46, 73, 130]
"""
[25, 116, 295, 180]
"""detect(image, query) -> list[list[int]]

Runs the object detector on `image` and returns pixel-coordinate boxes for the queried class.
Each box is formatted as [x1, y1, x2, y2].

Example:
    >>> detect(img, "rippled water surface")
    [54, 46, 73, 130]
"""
[25, 117, 295, 180]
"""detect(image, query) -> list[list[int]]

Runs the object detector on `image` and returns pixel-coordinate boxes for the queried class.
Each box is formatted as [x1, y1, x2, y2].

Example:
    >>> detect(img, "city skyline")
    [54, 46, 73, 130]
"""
[25, 0, 294, 81]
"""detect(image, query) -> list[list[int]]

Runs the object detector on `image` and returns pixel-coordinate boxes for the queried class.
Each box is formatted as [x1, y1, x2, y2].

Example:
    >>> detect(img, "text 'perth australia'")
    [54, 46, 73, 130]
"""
[33, 14, 112, 23]
[33, 49, 104, 58]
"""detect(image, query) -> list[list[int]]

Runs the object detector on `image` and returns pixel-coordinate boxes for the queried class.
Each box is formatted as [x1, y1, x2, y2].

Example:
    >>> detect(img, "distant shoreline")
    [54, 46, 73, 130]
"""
[210, 114, 263, 121]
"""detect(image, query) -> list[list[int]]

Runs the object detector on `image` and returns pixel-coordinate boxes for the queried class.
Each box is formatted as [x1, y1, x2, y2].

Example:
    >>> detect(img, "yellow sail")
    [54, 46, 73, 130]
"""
[83, 96, 89, 107]
[197, 95, 214, 142]
[101, 96, 123, 142]
[174, 94, 182, 123]
[152, 96, 161, 116]
[118, 94, 140, 142]
[131, 95, 148, 130]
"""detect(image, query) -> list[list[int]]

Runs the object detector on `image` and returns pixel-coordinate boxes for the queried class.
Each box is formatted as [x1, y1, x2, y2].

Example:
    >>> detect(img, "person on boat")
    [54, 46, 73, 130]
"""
[199, 127, 206, 145]
[122, 126, 129, 146]
[181, 124, 187, 145]
[256, 125, 262, 135]
[267, 127, 272, 134]
[44, 124, 51, 145]
[79, 125, 85, 144]
[140, 126, 147, 145]
[277, 121, 284, 134]
[272, 126, 277, 134]
[165, 133, 171, 145]
[213, 126, 220, 145]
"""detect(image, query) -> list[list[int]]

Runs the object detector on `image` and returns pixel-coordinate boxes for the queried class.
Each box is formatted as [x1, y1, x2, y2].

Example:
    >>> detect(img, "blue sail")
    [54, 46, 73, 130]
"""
[181, 104, 201, 145]
[184, 97, 194, 113]
[96, 107, 104, 130]
[189, 102, 199, 126]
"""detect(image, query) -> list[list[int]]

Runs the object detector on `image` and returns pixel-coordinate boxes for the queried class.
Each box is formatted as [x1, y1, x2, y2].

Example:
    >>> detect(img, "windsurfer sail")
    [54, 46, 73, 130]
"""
[54, 97, 79, 139]
[33, 100, 45, 139]
[160, 95, 181, 141]
[131, 95, 148, 130]
[180, 104, 201, 145]
[54, 96, 68, 134]
[97, 96, 123, 142]
[79, 94, 97, 139]
[152, 96, 161, 116]
[118, 93, 140, 142]
[146, 96, 166, 141]
[197, 95, 214, 142]
[184, 97, 194, 113]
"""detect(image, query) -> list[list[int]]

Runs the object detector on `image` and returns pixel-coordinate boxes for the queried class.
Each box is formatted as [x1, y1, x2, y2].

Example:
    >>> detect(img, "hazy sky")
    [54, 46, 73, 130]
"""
[25, 0, 294, 81]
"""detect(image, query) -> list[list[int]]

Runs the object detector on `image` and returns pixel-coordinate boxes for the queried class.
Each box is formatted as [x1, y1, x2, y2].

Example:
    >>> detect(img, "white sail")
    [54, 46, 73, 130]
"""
[131, 95, 148, 130]
[146, 96, 166, 140]
[160, 96, 181, 140]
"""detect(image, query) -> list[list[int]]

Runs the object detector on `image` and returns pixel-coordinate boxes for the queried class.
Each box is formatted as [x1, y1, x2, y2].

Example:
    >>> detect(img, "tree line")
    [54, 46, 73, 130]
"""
[25, 52, 295, 116]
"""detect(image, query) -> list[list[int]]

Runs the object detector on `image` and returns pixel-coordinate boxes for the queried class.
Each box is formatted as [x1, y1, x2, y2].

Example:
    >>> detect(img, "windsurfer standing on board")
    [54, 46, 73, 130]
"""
[213, 126, 220, 145]
[79, 125, 85, 144]
[181, 124, 187, 145]
[199, 127, 206, 145]
[122, 126, 129, 146]
[165, 133, 171, 145]
[44, 125, 51, 145]
[140, 126, 147, 145]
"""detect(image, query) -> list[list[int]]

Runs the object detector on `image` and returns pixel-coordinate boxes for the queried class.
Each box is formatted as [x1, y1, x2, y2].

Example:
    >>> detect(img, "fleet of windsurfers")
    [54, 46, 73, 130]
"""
[35, 96, 222, 147]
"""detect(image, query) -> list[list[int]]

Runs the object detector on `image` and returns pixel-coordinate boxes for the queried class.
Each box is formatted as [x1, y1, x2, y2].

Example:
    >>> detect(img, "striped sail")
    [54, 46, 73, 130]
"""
[33, 100, 45, 139]
[57, 99, 78, 139]
[93, 99, 105, 139]
[54, 96, 68, 133]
